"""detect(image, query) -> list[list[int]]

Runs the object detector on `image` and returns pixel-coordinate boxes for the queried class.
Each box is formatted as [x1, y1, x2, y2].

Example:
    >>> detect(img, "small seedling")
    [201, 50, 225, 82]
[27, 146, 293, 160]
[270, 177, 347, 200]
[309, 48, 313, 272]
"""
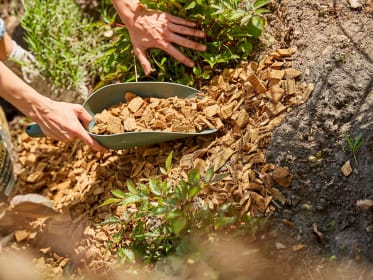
[344, 132, 364, 164]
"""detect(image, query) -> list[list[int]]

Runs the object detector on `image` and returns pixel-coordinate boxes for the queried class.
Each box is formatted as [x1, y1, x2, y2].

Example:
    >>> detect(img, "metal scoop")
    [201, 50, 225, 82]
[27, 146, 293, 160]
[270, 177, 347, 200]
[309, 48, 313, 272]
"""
[25, 82, 217, 150]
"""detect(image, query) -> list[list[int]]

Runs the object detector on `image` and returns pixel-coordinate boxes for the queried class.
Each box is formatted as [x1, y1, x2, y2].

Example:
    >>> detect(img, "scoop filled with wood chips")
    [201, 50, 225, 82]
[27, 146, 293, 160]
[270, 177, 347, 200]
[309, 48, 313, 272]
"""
[91, 93, 223, 135]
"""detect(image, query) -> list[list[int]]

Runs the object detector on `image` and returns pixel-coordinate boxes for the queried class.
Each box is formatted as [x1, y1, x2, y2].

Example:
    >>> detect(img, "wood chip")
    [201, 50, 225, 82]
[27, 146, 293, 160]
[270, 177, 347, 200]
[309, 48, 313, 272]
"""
[292, 244, 307, 252]
[15, 230, 30, 242]
[248, 74, 267, 94]
[356, 199, 373, 209]
[127, 96, 144, 113]
[272, 167, 293, 188]
[341, 160, 353, 176]
[284, 68, 302, 79]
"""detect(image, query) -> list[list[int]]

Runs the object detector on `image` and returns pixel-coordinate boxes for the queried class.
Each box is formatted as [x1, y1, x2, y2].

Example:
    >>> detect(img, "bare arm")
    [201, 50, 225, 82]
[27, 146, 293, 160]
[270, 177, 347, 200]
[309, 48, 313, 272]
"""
[111, 0, 207, 75]
[0, 62, 106, 152]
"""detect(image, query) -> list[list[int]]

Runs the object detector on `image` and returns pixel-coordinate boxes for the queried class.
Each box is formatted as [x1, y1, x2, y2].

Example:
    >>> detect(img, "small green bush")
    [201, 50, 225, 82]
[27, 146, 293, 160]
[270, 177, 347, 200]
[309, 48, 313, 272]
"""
[100, 152, 250, 264]
[98, 0, 271, 87]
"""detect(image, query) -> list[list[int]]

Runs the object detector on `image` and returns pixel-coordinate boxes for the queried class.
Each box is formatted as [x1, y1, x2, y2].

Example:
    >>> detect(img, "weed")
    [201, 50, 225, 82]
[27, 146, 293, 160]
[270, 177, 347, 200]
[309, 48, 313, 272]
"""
[344, 132, 364, 164]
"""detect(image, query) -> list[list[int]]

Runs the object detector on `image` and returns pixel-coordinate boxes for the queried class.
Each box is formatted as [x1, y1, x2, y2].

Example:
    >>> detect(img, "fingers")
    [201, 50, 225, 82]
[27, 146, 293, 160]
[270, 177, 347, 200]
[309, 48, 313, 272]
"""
[74, 105, 108, 152]
[167, 31, 207, 52]
[133, 47, 152, 76]
[42, 124, 107, 153]
[75, 104, 93, 128]
[36, 107, 108, 152]
[167, 21, 206, 39]
[72, 128, 108, 153]
[166, 14, 198, 28]
[160, 44, 195, 68]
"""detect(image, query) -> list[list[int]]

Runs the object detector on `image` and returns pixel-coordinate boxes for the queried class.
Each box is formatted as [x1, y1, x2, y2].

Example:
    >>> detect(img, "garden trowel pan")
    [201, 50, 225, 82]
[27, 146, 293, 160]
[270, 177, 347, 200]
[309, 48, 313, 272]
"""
[25, 82, 217, 150]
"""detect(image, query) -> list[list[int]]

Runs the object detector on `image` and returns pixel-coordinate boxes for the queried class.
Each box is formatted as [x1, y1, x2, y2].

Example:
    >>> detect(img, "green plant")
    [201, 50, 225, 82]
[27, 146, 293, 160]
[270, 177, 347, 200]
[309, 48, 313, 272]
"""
[344, 132, 363, 164]
[97, 0, 271, 87]
[100, 152, 245, 264]
[21, 0, 106, 90]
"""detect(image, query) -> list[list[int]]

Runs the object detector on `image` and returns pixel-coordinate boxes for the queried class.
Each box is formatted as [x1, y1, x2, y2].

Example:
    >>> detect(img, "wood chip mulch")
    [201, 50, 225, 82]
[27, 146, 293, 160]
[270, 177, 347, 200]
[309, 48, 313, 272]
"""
[9, 47, 314, 274]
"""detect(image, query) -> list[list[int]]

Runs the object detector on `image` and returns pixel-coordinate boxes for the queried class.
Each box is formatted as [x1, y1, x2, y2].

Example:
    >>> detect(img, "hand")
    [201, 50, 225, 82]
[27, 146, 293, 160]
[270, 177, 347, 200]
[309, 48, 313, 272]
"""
[113, 2, 207, 75]
[31, 99, 108, 152]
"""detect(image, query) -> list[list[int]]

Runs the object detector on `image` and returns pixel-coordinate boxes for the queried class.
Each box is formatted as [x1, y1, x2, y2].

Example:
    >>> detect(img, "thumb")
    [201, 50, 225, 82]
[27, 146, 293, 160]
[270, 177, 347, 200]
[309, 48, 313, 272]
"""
[134, 47, 152, 76]
[75, 105, 93, 129]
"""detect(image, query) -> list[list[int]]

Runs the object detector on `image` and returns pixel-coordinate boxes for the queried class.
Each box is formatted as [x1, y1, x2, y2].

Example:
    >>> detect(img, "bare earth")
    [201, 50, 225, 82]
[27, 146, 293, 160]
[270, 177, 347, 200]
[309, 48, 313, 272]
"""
[264, 0, 373, 278]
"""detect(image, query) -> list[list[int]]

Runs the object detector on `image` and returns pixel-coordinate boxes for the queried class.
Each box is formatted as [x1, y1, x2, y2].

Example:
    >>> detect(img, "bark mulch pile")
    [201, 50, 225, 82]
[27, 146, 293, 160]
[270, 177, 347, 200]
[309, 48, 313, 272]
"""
[9, 48, 314, 275]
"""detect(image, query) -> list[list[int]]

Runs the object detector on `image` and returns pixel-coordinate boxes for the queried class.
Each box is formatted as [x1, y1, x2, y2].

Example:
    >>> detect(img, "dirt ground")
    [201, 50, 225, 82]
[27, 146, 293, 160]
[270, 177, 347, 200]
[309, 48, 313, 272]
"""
[0, 0, 372, 279]
[264, 0, 373, 277]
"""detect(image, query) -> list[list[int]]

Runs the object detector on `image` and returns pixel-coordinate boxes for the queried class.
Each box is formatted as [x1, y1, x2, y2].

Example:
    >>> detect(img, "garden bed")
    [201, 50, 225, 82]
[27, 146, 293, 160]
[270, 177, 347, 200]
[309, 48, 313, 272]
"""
[1, 0, 373, 279]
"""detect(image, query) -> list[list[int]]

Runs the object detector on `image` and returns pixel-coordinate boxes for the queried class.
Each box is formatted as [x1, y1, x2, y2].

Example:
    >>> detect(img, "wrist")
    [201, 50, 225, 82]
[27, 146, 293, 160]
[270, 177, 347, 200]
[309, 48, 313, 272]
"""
[111, 0, 143, 27]
[5, 84, 51, 121]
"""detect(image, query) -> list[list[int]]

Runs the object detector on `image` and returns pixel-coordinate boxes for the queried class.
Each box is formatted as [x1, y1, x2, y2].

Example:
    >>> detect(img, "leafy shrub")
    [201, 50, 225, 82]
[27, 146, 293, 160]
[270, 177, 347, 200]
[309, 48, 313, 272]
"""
[98, 0, 271, 87]
[100, 152, 252, 264]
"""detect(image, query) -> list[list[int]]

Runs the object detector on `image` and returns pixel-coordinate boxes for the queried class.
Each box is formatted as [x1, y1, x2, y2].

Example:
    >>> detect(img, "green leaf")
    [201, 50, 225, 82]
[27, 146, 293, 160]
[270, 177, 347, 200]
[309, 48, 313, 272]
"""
[185, 1, 196, 10]
[99, 197, 121, 207]
[118, 247, 136, 264]
[205, 167, 214, 183]
[188, 186, 201, 199]
[354, 133, 363, 149]
[127, 180, 138, 194]
[171, 216, 187, 236]
[119, 195, 143, 206]
[113, 231, 124, 243]
[188, 168, 200, 185]
[254, 8, 270, 15]
[239, 41, 253, 54]
[344, 133, 353, 147]
[215, 216, 237, 229]
[253, 0, 271, 9]
[112, 189, 127, 199]
[175, 185, 186, 201]
[101, 216, 121, 224]
[166, 210, 182, 221]
[149, 179, 162, 196]
[246, 15, 265, 38]
[180, 180, 189, 199]
[152, 207, 168, 215]
[165, 151, 173, 171]
[160, 167, 167, 175]
[213, 172, 230, 182]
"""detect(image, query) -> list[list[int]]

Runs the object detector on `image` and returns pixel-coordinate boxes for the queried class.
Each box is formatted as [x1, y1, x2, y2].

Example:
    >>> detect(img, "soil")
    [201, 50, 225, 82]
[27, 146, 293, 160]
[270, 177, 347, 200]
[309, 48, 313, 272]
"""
[264, 0, 373, 277]
[0, 0, 372, 279]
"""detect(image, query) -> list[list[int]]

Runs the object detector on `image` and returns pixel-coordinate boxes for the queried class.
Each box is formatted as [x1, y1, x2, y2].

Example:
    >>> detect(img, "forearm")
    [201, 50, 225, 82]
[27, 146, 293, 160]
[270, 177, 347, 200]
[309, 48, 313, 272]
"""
[0, 61, 50, 121]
